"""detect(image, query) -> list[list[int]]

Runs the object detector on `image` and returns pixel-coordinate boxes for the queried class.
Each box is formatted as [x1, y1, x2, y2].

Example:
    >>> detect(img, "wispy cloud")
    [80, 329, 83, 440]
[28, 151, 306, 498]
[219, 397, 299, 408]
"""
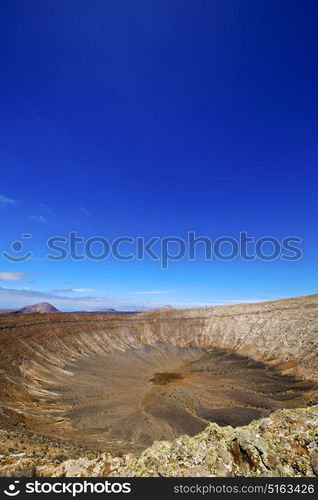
[129, 290, 172, 295]
[52, 288, 95, 294]
[40, 204, 55, 216]
[0, 271, 26, 282]
[29, 215, 47, 223]
[171, 298, 281, 307]
[0, 284, 282, 312]
[0, 195, 19, 208]
[0, 286, 145, 311]
[80, 206, 89, 215]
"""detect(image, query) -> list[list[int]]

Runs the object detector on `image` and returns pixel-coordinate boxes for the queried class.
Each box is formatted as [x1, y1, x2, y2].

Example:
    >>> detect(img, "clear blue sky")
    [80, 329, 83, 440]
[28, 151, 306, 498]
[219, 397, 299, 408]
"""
[0, 0, 317, 310]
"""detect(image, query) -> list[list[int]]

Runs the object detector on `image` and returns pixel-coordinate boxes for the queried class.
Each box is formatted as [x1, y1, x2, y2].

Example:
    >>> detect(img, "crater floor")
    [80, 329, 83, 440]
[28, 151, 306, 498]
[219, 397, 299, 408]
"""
[52, 345, 316, 453]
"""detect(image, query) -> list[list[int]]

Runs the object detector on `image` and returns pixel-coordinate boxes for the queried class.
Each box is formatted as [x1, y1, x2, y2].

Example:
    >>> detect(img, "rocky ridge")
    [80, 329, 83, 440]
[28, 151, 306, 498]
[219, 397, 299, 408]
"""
[0, 405, 317, 477]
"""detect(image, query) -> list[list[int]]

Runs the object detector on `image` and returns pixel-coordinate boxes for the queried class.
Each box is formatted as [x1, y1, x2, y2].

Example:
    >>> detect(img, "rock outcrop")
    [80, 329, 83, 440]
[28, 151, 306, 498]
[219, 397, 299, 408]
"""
[115, 405, 318, 477]
[0, 406, 317, 477]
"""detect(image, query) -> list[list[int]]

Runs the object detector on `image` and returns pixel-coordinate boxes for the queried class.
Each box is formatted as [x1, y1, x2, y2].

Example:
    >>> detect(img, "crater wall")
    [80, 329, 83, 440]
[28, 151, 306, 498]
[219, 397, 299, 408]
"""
[0, 294, 317, 452]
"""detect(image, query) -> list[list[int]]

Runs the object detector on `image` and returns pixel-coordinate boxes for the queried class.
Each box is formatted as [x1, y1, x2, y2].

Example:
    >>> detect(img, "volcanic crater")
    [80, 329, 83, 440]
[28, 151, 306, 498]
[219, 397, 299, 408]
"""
[0, 294, 318, 456]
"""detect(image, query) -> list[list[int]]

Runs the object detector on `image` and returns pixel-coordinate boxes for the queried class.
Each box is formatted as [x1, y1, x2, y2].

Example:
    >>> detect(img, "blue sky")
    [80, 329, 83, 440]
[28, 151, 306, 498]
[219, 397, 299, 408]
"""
[0, 0, 317, 310]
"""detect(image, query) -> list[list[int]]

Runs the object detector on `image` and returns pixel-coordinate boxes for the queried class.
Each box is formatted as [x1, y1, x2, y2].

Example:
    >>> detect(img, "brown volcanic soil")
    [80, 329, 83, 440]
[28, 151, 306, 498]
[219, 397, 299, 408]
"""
[53, 346, 316, 453]
[0, 294, 318, 456]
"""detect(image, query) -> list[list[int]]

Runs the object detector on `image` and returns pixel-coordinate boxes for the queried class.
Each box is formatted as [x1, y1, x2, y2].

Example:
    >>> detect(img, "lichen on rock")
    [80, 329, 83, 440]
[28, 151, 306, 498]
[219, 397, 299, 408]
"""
[111, 405, 318, 477]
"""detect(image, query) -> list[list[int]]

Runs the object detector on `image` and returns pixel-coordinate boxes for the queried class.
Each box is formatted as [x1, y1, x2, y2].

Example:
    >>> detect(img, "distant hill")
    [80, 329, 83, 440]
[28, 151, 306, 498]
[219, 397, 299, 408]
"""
[0, 303, 172, 315]
[73, 309, 140, 315]
[150, 304, 175, 312]
[11, 302, 60, 314]
[92, 308, 140, 314]
[67, 308, 140, 315]
[97, 308, 118, 313]
[0, 309, 16, 314]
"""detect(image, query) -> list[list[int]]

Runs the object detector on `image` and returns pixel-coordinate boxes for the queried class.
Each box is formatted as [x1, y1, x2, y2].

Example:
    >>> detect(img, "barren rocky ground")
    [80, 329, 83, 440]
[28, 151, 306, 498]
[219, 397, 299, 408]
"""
[0, 294, 317, 477]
